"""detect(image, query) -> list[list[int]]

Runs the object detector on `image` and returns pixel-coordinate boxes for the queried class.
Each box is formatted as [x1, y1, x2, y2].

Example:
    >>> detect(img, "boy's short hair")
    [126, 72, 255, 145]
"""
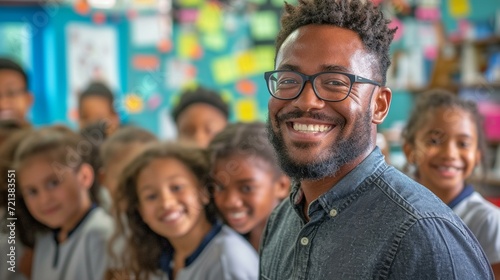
[0, 57, 28, 88]
[78, 81, 115, 110]
[172, 86, 229, 122]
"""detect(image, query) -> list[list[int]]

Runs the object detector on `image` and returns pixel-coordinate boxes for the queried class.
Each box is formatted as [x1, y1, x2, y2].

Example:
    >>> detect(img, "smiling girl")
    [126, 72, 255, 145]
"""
[402, 89, 500, 277]
[112, 142, 258, 280]
[208, 122, 290, 251]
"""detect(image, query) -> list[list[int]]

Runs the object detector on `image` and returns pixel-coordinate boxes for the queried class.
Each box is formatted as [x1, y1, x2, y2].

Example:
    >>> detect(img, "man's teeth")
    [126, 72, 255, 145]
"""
[293, 123, 331, 133]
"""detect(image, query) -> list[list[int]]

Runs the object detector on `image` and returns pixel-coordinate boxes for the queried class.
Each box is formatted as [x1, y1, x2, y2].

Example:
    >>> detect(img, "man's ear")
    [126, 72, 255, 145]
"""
[274, 174, 291, 200]
[371, 87, 392, 125]
[77, 163, 95, 191]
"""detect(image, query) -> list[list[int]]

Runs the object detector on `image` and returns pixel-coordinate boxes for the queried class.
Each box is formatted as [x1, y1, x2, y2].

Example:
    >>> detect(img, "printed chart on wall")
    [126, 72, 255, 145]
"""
[66, 23, 120, 119]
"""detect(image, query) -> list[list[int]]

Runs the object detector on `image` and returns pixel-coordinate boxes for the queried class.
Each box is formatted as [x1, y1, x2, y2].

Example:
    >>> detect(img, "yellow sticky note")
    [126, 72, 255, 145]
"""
[212, 56, 239, 84]
[196, 3, 222, 34]
[449, 0, 470, 18]
[237, 51, 257, 76]
[178, 33, 199, 59]
[252, 46, 276, 72]
[235, 99, 258, 122]
[250, 11, 278, 41]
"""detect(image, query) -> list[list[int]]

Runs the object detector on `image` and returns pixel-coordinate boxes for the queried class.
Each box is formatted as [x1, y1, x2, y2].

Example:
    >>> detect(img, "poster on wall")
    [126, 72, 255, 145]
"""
[66, 23, 120, 119]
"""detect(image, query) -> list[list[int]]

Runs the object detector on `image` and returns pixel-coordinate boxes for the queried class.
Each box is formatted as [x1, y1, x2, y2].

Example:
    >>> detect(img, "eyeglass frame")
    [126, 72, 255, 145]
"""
[264, 70, 381, 102]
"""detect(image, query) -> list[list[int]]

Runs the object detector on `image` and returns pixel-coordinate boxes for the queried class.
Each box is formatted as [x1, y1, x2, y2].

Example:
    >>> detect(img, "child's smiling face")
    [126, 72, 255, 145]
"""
[406, 107, 481, 194]
[211, 154, 288, 235]
[137, 158, 210, 242]
[19, 154, 93, 232]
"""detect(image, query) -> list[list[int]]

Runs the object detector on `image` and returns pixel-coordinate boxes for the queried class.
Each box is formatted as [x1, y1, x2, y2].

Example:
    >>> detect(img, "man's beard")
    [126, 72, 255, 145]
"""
[267, 109, 372, 180]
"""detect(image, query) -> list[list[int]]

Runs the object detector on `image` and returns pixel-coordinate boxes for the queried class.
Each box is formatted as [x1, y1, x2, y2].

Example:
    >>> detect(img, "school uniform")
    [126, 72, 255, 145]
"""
[32, 206, 113, 280]
[157, 222, 258, 280]
[450, 185, 500, 265]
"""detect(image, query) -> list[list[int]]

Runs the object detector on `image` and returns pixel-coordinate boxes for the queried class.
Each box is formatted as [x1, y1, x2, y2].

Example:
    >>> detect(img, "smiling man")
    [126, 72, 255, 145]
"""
[259, 0, 493, 279]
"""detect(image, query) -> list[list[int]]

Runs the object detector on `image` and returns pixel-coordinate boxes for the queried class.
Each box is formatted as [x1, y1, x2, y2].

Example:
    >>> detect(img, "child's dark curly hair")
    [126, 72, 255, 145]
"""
[276, 0, 396, 85]
[111, 142, 217, 280]
[208, 122, 284, 177]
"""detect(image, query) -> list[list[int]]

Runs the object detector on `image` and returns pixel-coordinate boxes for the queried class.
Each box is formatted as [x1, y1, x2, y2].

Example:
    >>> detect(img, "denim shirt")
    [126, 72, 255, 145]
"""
[259, 148, 492, 280]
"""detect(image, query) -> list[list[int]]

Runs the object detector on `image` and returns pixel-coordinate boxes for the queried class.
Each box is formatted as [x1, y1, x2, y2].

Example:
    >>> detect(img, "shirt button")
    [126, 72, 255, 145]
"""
[329, 209, 338, 217]
[300, 237, 309, 246]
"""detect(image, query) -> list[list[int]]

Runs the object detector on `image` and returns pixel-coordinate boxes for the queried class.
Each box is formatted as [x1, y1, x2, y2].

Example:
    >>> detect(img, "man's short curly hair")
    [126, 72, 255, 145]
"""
[276, 0, 397, 85]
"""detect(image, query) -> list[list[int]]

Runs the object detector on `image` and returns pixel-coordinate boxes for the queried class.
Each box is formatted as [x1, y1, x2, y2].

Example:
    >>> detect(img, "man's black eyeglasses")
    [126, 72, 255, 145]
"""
[264, 70, 381, 102]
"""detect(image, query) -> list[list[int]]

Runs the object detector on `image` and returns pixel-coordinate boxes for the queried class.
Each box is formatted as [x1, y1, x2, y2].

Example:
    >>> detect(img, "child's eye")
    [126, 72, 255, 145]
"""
[24, 188, 38, 198]
[240, 185, 253, 194]
[46, 178, 60, 189]
[427, 137, 442, 146]
[143, 193, 157, 201]
[459, 141, 471, 149]
[171, 185, 183, 192]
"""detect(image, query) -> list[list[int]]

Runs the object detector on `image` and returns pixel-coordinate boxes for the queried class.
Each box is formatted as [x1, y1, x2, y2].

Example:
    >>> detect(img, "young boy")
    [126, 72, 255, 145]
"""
[172, 85, 229, 148]
[0, 57, 33, 126]
[78, 81, 120, 136]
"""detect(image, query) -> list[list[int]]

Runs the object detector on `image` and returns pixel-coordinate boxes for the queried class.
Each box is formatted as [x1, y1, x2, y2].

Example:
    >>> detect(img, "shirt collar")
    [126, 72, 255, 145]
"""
[290, 147, 387, 218]
[52, 203, 97, 244]
[447, 185, 474, 209]
[159, 221, 223, 277]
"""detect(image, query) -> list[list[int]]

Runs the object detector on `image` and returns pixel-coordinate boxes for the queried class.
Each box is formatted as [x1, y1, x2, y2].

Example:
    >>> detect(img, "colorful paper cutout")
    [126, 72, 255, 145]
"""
[236, 80, 257, 96]
[157, 39, 172, 53]
[237, 51, 257, 76]
[249, 11, 278, 41]
[178, 32, 200, 59]
[132, 55, 160, 70]
[177, 0, 204, 7]
[388, 18, 404, 42]
[252, 46, 276, 72]
[74, 0, 90, 15]
[177, 9, 199, 23]
[415, 7, 440, 21]
[212, 56, 238, 84]
[202, 33, 226, 51]
[92, 12, 106, 24]
[449, 0, 470, 18]
[124, 94, 144, 113]
[235, 99, 258, 122]
[166, 59, 197, 88]
[196, 3, 222, 34]
[148, 93, 162, 110]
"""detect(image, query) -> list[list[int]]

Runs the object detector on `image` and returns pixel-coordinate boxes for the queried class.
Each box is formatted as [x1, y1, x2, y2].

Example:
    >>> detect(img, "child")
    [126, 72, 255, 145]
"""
[207, 122, 290, 251]
[13, 125, 113, 280]
[0, 57, 33, 126]
[402, 89, 500, 277]
[172, 85, 229, 148]
[78, 81, 120, 136]
[112, 142, 258, 280]
[99, 125, 157, 199]
[0, 128, 33, 280]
